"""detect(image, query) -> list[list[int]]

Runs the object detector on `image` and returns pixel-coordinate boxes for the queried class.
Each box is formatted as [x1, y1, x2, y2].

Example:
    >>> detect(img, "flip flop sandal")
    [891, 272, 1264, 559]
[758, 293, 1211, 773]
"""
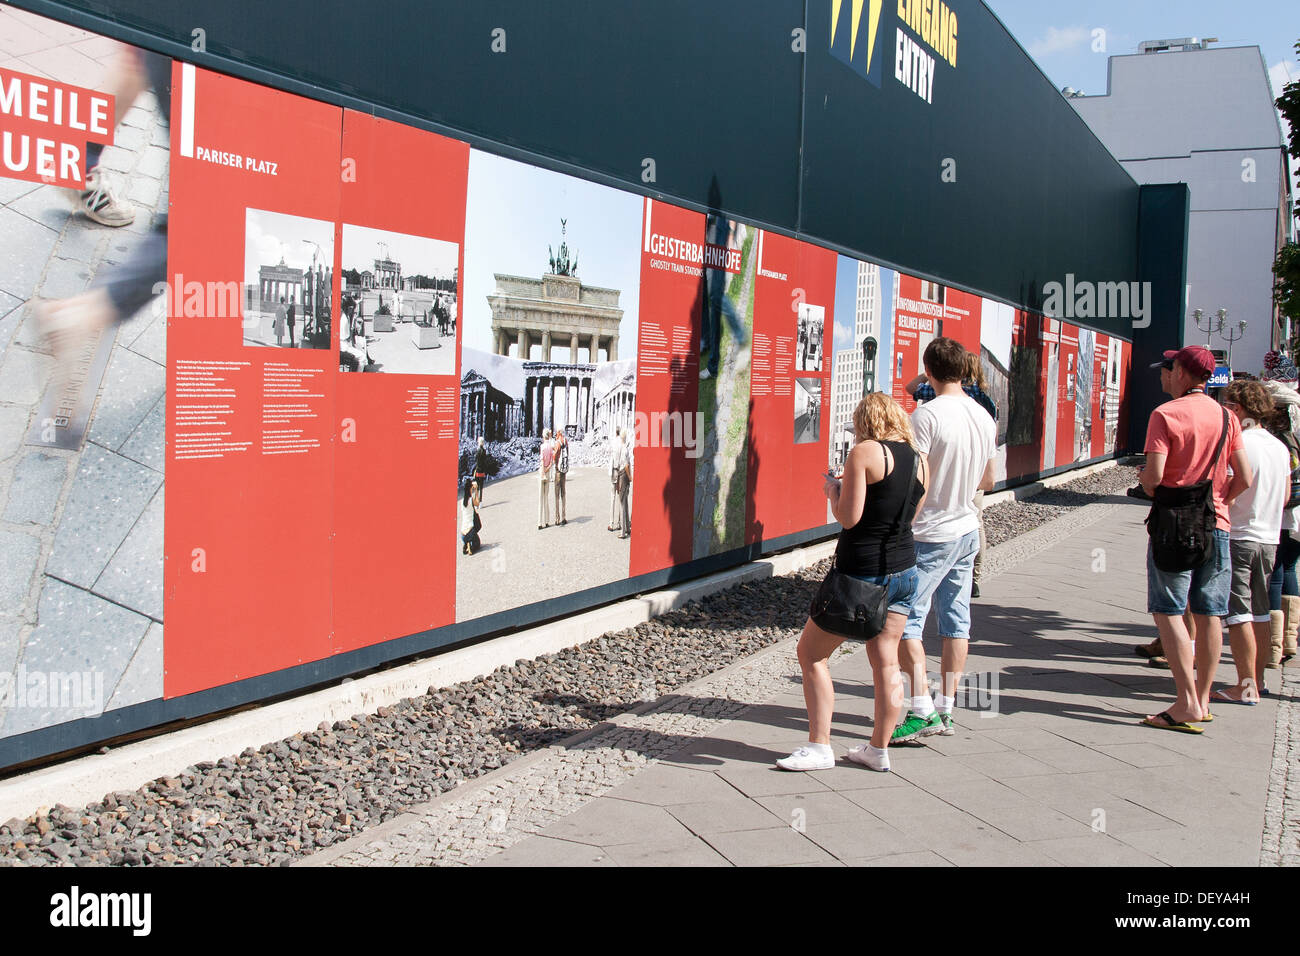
[1211, 689, 1257, 706]
[1135, 644, 1162, 659]
[1189, 712, 1214, 723]
[1141, 711, 1204, 734]
[1147, 656, 1171, 669]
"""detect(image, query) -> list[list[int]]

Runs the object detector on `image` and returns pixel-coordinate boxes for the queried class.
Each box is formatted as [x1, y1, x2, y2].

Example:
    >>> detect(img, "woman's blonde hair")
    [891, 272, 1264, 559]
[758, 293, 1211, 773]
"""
[853, 392, 914, 446]
[963, 350, 987, 390]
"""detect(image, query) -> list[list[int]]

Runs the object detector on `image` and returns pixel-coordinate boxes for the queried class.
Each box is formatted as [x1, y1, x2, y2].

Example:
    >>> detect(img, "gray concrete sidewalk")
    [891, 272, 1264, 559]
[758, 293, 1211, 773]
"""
[307, 495, 1297, 866]
[0, 6, 170, 739]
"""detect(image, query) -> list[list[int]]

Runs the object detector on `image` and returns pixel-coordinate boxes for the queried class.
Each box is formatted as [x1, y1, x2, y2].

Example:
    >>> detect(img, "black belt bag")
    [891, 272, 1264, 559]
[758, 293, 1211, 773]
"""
[1146, 406, 1227, 573]
[810, 445, 917, 640]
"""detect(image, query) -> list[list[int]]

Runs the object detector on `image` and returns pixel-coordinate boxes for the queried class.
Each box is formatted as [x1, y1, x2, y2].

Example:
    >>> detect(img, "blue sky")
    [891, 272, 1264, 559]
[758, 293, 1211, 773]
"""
[461, 150, 643, 360]
[985, 0, 1298, 101]
[832, 256, 895, 390]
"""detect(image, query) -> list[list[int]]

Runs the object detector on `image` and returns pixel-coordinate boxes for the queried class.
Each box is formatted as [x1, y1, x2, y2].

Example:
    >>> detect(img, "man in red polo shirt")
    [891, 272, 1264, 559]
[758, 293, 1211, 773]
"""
[1139, 345, 1252, 732]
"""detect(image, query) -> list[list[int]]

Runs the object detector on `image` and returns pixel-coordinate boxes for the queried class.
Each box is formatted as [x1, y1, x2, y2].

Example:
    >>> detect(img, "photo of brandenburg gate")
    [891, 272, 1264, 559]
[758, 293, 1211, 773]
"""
[487, 270, 626, 440]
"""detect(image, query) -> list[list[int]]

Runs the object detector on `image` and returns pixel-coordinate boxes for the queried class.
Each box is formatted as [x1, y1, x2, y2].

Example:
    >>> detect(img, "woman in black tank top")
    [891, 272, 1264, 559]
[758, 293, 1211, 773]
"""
[777, 394, 929, 774]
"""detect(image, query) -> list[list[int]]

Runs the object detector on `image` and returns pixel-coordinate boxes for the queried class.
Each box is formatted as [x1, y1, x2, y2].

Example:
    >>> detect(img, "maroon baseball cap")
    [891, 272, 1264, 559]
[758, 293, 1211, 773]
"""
[1148, 349, 1178, 370]
[1173, 345, 1216, 379]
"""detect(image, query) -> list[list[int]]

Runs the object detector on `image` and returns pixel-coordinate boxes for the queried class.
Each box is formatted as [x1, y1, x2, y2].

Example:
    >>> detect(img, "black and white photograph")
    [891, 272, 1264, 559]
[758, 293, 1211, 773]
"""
[338, 223, 459, 375]
[454, 149, 643, 623]
[796, 302, 825, 372]
[1075, 327, 1096, 462]
[793, 376, 822, 445]
[242, 208, 336, 351]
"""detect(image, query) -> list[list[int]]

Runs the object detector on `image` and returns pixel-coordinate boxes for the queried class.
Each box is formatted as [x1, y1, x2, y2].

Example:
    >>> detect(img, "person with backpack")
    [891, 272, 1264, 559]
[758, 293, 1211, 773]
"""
[1215, 380, 1289, 704]
[1138, 345, 1253, 733]
[1261, 380, 1300, 670]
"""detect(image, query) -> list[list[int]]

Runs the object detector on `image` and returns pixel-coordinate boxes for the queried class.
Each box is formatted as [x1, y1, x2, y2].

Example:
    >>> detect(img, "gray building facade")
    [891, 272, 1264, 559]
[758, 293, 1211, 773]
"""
[1069, 43, 1293, 370]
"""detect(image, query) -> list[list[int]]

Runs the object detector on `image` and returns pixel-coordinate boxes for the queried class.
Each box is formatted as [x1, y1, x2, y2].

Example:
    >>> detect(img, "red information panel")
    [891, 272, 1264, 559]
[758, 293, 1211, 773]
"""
[165, 65, 343, 696]
[890, 273, 939, 414]
[331, 112, 467, 653]
[942, 288, 982, 355]
[746, 231, 837, 541]
[630, 198, 703, 576]
[1055, 322, 1080, 468]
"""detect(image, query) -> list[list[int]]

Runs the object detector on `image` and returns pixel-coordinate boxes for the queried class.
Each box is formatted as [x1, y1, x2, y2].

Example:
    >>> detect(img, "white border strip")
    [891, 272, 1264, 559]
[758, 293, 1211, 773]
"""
[178, 61, 195, 158]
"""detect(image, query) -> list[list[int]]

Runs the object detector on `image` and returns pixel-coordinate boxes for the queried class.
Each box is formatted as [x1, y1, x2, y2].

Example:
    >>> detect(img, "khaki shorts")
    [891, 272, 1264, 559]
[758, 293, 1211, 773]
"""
[1227, 539, 1276, 626]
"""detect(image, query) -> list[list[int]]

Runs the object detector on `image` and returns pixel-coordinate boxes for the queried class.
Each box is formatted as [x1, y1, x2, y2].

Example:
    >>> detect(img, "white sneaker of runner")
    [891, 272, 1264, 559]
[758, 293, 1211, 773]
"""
[66, 167, 136, 227]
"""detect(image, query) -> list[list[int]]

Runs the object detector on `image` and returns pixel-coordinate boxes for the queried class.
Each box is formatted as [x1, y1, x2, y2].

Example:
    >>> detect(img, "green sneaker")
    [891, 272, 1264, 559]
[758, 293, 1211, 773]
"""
[936, 712, 955, 736]
[890, 710, 944, 745]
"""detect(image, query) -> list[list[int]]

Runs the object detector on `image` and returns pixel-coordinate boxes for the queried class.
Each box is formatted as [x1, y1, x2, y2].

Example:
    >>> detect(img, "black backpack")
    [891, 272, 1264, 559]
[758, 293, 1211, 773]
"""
[1145, 406, 1228, 573]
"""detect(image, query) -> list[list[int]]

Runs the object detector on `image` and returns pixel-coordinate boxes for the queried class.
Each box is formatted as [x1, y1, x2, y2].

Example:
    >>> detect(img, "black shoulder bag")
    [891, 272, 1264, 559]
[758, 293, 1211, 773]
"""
[810, 443, 918, 640]
[1146, 405, 1228, 573]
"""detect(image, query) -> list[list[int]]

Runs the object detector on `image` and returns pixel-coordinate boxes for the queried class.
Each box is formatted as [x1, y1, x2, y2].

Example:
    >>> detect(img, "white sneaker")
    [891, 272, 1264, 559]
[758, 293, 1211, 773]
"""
[775, 744, 834, 771]
[845, 744, 891, 772]
[66, 167, 135, 227]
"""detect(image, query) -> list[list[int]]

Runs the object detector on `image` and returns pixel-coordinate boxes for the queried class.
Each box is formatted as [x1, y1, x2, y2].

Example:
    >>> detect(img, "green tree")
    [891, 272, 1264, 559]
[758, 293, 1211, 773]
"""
[1274, 40, 1300, 350]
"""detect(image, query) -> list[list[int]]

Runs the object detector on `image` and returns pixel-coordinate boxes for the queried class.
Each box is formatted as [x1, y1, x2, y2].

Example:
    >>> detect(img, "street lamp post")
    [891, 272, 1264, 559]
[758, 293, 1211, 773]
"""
[1220, 319, 1247, 372]
[1193, 307, 1224, 347]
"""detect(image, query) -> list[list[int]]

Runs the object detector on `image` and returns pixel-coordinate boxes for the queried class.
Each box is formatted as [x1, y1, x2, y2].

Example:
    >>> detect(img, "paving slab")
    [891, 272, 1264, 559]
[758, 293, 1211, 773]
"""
[117, 394, 165, 474]
[91, 484, 163, 620]
[478, 835, 615, 867]
[85, 345, 165, 452]
[802, 815, 909, 860]
[0, 208, 60, 302]
[1029, 834, 1167, 867]
[0, 529, 40, 611]
[701, 826, 839, 867]
[1, 578, 150, 737]
[105, 620, 163, 711]
[537, 796, 696, 848]
[0, 346, 53, 408]
[2, 449, 69, 525]
[850, 849, 954, 866]
[664, 797, 787, 835]
[44, 444, 163, 589]
[601, 763, 741, 807]
[602, 838, 731, 867]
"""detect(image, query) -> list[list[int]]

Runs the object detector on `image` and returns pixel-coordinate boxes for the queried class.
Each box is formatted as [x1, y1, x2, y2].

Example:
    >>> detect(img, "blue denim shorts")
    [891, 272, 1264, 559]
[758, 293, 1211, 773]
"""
[1146, 528, 1231, 617]
[842, 565, 920, 619]
[904, 528, 981, 641]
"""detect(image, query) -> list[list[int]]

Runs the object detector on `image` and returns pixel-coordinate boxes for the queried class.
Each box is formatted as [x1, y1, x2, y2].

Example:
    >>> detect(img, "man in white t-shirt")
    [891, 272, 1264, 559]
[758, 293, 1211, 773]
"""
[893, 338, 997, 743]
[1219, 379, 1289, 703]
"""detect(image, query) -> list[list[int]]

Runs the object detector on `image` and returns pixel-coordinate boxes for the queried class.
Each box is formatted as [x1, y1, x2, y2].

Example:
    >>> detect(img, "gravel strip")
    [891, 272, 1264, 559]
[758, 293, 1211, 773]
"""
[984, 464, 1139, 548]
[0, 461, 1140, 867]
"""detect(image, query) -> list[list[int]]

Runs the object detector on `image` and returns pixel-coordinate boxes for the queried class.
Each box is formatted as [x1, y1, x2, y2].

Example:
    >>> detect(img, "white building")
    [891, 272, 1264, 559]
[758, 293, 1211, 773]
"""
[829, 260, 881, 468]
[1068, 39, 1293, 369]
